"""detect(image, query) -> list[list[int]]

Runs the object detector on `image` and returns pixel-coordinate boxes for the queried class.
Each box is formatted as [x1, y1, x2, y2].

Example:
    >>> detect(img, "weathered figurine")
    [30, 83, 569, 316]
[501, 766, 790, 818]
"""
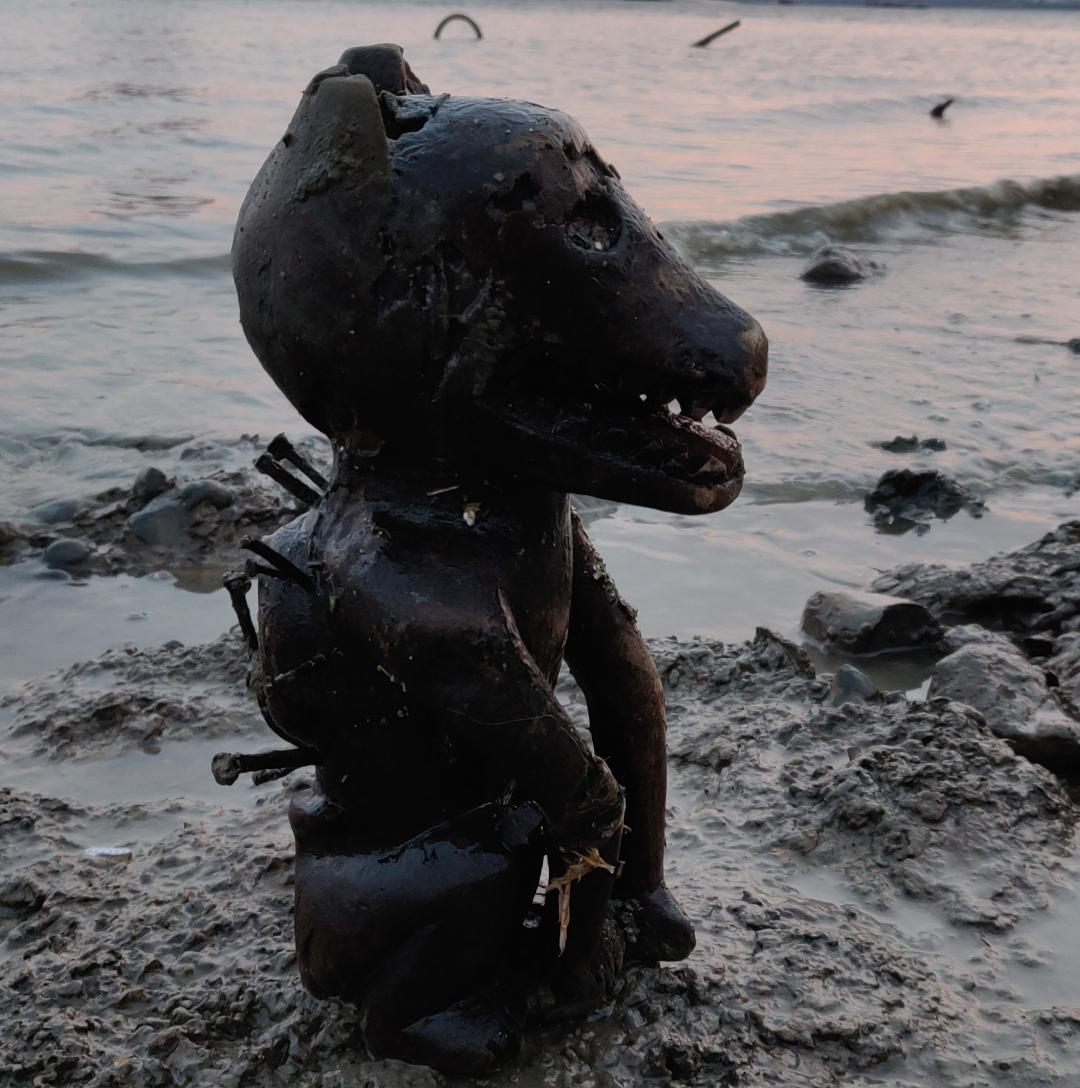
[219, 43, 766, 1074]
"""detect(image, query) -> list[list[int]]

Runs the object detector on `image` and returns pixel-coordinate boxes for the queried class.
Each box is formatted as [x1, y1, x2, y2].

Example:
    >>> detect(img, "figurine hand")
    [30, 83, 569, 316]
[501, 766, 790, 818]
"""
[551, 758, 623, 856]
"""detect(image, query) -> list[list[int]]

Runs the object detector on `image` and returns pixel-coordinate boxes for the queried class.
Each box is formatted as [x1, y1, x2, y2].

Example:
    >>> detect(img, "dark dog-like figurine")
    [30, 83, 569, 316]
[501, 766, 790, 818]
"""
[225, 43, 767, 1073]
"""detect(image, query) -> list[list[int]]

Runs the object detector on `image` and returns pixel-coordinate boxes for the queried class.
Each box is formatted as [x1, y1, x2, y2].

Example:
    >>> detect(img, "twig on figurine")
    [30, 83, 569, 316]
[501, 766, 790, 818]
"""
[545, 847, 617, 954]
[255, 452, 321, 508]
[211, 746, 319, 786]
[241, 537, 315, 590]
[222, 571, 258, 652]
[267, 433, 329, 489]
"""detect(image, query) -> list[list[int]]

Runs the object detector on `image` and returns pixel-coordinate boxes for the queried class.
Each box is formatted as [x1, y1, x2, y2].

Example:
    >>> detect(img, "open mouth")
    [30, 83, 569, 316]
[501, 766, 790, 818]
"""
[471, 372, 750, 514]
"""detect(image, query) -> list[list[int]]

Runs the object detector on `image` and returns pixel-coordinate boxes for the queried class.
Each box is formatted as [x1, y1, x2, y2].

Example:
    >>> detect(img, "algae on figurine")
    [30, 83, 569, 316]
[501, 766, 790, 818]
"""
[218, 43, 767, 1074]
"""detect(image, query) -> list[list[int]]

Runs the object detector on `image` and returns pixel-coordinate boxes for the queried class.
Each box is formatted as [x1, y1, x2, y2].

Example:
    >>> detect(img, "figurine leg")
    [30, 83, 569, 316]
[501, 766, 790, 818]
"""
[290, 793, 545, 1074]
[566, 515, 696, 963]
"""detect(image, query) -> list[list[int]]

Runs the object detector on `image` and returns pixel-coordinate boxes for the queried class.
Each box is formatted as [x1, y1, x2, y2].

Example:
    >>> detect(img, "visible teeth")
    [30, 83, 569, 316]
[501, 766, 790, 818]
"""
[687, 455, 724, 478]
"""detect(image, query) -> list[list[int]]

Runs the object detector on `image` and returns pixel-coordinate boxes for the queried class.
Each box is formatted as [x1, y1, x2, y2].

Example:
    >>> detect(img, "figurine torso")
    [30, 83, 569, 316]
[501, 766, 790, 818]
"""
[255, 453, 572, 847]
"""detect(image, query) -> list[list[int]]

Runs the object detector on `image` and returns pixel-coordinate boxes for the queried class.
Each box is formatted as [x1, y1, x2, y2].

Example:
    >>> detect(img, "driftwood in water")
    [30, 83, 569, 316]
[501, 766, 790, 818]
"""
[930, 98, 955, 119]
[434, 13, 483, 40]
[692, 21, 741, 48]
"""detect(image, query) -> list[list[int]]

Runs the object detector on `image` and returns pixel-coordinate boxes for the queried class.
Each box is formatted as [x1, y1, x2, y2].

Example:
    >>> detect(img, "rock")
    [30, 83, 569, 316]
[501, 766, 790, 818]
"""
[132, 466, 171, 503]
[864, 468, 985, 533]
[127, 496, 190, 547]
[929, 642, 1080, 776]
[1067, 337, 1080, 354]
[1048, 632, 1080, 715]
[879, 435, 947, 453]
[825, 663, 878, 706]
[43, 538, 91, 567]
[177, 479, 234, 510]
[942, 624, 1016, 652]
[0, 876, 45, 914]
[871, 520, 1080, 634]
[29, 498, 80, 525]
[802, 588, 942, 654]
[799, 244, 867, 285]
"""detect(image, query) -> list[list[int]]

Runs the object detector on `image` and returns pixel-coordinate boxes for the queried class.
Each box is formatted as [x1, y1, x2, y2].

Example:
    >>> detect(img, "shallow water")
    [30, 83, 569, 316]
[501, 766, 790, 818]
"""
[3, 0, 1079, 664]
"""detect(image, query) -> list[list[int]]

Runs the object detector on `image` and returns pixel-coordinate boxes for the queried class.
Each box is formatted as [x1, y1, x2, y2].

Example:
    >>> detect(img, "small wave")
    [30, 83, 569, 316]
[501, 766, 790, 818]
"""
[0, 250, 230, 285]
[665, 174, 1080, 261]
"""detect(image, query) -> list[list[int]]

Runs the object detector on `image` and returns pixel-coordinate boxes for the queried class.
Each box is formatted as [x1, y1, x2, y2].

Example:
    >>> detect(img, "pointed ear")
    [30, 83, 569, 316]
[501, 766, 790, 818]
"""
[287, 69, 391, 194]
[337, 43, 430, 95]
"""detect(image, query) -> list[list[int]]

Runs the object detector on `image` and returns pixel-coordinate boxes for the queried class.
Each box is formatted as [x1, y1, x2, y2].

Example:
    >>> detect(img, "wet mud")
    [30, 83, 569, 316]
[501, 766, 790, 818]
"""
[4, 573, 1080, 1085]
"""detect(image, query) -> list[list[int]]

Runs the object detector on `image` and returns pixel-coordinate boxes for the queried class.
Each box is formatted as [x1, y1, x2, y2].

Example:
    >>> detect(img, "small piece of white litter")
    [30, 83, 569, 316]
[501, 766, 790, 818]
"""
[83, 847, 133, 867]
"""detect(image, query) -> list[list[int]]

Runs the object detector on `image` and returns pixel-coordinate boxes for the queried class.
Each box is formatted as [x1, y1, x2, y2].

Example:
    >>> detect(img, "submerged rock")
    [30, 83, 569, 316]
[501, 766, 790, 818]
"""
[879, 434, 947, 453]
[802, 587, 942, 654]
[865, 468, 985, 534]
[799, 243, 868, 285]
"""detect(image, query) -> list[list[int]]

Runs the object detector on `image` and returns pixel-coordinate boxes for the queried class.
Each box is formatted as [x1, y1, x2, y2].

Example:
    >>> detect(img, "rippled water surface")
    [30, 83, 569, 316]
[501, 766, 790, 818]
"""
[2, 0, 1079, 646]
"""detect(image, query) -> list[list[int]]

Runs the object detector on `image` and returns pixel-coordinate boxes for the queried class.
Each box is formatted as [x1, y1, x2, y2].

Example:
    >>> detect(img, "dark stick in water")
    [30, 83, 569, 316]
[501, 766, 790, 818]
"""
[434, 13, 482, 41]
[692, 21, 741, 48]
[930, 98, 955, 119]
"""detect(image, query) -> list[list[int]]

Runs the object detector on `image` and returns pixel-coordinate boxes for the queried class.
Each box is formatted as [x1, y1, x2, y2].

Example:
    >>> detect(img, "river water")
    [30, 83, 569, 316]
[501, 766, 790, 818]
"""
[1, 0, 1079, 668]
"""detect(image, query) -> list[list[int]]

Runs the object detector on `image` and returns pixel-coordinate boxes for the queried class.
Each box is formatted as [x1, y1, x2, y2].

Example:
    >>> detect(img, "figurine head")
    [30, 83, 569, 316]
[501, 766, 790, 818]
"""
[233, 45, 767, 514]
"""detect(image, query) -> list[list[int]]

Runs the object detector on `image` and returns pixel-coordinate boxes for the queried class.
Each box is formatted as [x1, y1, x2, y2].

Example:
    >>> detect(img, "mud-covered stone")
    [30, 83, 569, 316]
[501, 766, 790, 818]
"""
[865, 468, 986, 534]
[871, 520, 1080, 635]
[930, 642, 1080, 763]
[802, 587, 942, 654]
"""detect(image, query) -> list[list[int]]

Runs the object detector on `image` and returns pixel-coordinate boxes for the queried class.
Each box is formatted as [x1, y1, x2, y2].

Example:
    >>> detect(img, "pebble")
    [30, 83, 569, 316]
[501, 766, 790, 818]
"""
[128, 497, 190, 546]
[30, 498, 80, 525]
[177, 480, 234, 510]
[44, 538, 91, 567]
[133, 466, 171, 503]
[826, 663, 879, 707]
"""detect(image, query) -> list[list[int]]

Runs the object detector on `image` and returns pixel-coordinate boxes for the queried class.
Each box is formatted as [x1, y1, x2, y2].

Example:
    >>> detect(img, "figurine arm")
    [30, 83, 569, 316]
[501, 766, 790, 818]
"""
[386, 592, 621, 855]
[563, 511, 667, 894]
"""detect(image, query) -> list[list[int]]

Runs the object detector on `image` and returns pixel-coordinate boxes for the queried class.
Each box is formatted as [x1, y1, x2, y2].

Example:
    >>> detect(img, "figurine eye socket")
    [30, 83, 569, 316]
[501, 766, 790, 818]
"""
[566, 188, 622, 253]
